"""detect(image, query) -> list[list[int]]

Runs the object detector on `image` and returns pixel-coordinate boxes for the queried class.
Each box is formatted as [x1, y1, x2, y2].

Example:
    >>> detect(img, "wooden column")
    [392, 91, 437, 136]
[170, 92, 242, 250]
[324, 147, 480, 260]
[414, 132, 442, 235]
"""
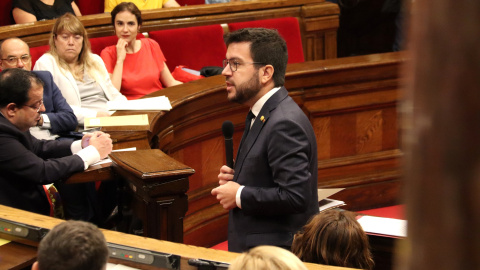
[402, 0, 480, 269]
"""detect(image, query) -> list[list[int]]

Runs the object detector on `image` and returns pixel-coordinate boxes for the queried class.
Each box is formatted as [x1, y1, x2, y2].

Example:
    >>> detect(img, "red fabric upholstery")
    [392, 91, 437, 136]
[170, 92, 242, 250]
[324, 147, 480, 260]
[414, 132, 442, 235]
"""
[89, 33, 145, 55]
[210, 241, 228, 251]
[176, 0, 205, 6]
[30, 45, 50, 68]
[228, 17, 305, 64]
[148, 24, 226, 72]
[0, 0, 14, 26]
[75, 0, 104, 16]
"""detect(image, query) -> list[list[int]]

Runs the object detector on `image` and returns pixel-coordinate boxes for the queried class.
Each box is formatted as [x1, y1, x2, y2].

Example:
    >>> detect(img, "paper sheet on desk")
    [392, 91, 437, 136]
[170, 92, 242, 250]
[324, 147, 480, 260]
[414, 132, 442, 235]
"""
[107, 96, 172, 111]
[0, 238, 10, 246]
[357, 216, 407, 238]
[84, 114, 149, 129]
[318, 188, 345, 200]
[106, 263, 140, 270]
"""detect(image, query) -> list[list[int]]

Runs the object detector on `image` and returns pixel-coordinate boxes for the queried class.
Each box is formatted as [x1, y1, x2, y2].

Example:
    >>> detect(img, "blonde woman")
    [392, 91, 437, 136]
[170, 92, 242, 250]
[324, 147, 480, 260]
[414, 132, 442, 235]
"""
[34, 13, 127, 125]
[229, 246, 308, 270]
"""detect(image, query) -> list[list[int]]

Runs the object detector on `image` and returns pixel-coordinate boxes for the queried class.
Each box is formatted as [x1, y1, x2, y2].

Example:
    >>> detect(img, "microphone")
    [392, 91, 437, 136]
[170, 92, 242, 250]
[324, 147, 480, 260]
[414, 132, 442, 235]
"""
[222, 120, 234, 168]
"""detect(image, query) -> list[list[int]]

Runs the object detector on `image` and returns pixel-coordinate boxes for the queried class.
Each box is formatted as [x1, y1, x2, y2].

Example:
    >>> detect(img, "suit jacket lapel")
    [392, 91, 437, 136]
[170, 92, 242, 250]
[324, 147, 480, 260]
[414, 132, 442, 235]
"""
[233, 87, 289, 181]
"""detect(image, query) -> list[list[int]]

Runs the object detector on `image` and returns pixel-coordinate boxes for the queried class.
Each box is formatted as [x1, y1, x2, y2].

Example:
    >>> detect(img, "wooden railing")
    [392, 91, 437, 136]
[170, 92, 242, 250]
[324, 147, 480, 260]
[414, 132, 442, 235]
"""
[0, 0, 339, 61]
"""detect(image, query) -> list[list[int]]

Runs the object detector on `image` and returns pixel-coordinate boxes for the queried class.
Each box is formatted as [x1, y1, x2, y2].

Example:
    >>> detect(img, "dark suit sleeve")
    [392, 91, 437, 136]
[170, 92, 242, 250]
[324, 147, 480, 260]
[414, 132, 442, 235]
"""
[0, 134, 84, 185]
[240, 118, 313, 216]
[39, 71, 78, 134]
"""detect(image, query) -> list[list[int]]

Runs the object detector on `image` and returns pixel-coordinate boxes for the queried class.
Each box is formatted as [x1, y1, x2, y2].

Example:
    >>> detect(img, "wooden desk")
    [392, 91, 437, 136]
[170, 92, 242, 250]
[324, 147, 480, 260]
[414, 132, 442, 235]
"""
[0, 241, 36, 270]
[0, 205, 357, 270]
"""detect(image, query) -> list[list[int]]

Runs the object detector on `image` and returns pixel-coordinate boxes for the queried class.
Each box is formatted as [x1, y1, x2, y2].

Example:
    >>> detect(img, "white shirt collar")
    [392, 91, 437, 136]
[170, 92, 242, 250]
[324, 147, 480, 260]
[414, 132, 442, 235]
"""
[251, 87, 281, 117]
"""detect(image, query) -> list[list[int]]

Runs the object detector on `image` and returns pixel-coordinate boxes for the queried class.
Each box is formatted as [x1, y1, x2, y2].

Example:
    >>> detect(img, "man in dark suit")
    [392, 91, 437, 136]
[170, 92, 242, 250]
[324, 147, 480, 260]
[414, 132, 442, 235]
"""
[211, 28, 319, 252]
[0, 37, 77, 140]
[0, 68, 112, 217]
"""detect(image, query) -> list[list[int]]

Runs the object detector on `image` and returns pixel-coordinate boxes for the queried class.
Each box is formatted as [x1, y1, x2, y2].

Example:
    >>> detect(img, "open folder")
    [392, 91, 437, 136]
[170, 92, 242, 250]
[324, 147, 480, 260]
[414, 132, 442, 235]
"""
[318, 188, 346, 212]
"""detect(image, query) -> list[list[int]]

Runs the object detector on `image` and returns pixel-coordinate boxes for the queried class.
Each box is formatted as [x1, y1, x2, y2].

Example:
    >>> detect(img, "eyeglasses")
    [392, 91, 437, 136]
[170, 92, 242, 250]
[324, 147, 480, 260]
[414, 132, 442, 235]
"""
[1, 55, 31, 66]
[23, 99, 44, 113]
[222, 59, 265, 72]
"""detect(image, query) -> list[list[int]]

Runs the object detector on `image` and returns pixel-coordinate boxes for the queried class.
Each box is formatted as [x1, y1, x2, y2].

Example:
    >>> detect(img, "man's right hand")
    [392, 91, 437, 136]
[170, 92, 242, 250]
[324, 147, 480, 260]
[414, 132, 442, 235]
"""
[218, 165, 235, 185]
[88, 132, 113, 159]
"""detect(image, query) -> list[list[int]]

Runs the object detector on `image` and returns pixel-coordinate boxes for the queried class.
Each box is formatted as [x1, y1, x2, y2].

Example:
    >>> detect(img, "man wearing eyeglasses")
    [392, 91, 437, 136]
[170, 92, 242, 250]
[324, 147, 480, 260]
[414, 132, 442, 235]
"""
[211, 28, 319, 252]
[0, 68, 112, 217]
[0, 37, 77, 140]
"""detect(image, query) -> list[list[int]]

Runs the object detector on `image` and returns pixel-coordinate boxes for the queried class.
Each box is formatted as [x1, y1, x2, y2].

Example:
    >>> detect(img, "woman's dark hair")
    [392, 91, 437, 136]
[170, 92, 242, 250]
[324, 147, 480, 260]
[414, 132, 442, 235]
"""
[292, 210, 374, 270]
[111, 2, 143, 26]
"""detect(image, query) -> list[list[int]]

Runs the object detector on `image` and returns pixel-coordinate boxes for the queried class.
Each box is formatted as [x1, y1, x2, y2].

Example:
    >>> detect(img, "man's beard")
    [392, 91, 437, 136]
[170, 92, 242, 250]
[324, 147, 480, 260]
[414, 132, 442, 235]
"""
[228, 73, 261, 104]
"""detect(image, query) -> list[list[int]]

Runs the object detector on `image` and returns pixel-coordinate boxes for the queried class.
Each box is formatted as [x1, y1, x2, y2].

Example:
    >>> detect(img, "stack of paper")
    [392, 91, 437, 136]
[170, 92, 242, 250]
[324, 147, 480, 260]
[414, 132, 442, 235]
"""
[318, 188, 346, 212]
[84, 114, 149, 129]
[107, 96, 172, 111]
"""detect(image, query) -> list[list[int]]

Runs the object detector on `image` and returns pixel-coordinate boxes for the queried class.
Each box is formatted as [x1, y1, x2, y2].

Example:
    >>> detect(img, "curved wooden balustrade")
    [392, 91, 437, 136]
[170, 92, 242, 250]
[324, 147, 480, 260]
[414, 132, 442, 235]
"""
[0, 0, 339, 61]
[101, 51, 406, 247]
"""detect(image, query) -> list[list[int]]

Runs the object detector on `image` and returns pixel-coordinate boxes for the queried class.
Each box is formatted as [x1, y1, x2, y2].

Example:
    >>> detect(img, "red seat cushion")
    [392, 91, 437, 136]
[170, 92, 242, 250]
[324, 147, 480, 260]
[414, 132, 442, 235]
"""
[30, 45, 50, 68]
[149, 25, 226, 72]
[228, 17, 305, 64]
[176, 0, 205, 5]
[210, 241, 228, 251]
[75, 0, 104, 15]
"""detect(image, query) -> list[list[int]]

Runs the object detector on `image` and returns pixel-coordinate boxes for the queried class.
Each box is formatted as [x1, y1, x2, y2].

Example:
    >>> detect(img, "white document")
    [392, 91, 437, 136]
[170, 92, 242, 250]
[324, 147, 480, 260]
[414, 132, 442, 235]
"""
[106, 263, 140, 270]
[319, 198, 346, 212]
[317, 188, 345, 200]
[107, 96, 172, 111]
[84, 114, 149, 129]
[317, 188, 346, 212]
[357, 215, 407, 238]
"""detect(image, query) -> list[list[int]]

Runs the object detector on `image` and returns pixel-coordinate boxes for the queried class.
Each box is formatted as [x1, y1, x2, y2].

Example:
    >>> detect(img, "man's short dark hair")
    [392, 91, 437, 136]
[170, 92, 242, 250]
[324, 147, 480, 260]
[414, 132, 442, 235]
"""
[0, 69, 44, 108]
[37, 220, 109, 270]
[224, 28, 288, 87]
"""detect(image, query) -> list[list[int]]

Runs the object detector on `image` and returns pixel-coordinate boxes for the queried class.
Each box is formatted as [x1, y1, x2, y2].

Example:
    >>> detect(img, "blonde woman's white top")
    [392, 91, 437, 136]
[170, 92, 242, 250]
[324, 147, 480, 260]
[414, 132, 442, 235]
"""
[34, 53, 127, 124]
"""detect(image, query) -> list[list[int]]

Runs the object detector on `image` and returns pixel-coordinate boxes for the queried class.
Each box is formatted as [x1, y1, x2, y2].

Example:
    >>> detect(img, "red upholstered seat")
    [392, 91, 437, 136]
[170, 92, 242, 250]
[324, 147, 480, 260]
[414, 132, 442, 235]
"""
[89, 33, 145, 55]
[75, 0, 104, 15]
[228, 17, 305, 64]
[176, 0, 205, 5]
[211, 241, 228, 251]
[148, 24, 227, 72]
[30, 45, 51, 68]
[0, 0, 14, 26]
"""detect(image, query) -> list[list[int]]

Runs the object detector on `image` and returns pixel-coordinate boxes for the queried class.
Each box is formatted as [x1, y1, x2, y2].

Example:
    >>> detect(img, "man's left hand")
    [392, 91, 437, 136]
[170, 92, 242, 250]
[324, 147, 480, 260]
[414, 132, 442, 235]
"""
[211, 181, 240, 210]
